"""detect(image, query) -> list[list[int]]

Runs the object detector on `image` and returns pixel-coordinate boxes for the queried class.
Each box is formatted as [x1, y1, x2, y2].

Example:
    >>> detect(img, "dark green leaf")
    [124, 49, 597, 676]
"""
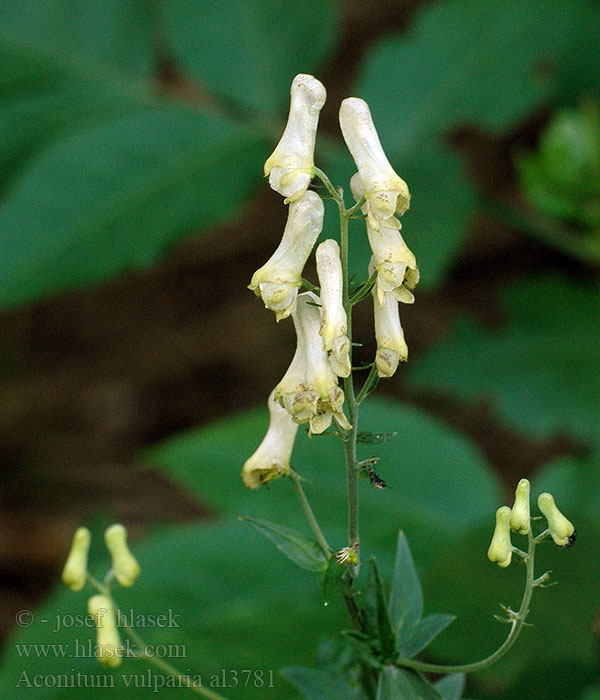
[434, 673, 466, 700]
[377, 665, 417, 700]
[0, 107, 264, 308]
[400, 614, 456, 658]
[282, 667, 368, 700]
[356, 431, 396, 445]
[389, 532, 423, 638]
[163, 0, 338, 114]
[352, 0, 600, 286]
[240, 516, 326, 572]
[367, 559, 396, 659]
[408, 276, 600, 448]
[321, 556, 346, 605]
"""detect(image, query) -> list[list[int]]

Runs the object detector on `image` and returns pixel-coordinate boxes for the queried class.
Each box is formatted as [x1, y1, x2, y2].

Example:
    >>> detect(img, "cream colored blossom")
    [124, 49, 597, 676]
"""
[274, 292, 351, 434]
[487, 506, 513, 567]
[352, 173, 418, 307]
[62, 526, 91, 592]
[242, 390, 298, 489]
[104, 524, 140, 587]
[371, 261, 408, 377]
[315, 239, 351, 377]
[538, 493, 575, 546]
[87, 595, 122, 668]
[510, 478, 531, 535]
[264, 74, 326, 202]
[249, 191, 324, 321]
[339, 97, 410, 225]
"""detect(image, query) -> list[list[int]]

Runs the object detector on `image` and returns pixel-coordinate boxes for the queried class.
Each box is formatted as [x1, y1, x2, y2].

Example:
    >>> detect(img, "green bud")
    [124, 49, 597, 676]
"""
[488, 506, 512, 567]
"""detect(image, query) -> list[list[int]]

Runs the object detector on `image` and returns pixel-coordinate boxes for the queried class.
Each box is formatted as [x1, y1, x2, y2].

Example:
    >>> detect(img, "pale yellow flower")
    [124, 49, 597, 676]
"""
[87, 595, 122, 669]
[487, 506, 513, 567]
[371, 261, 408, 377]
[339, 97, 410, 225]
[264, 74, 326, 202]
[249, 191, 324, 321]
[510, 478, 531, 535]
[104, 524, 140, 587]
[274, 292, 351, 434]
[242, 390, 298, 489]
[315, 239, 351, 377]
[62, 526, 91, 592]
[538, 493, 575, 546]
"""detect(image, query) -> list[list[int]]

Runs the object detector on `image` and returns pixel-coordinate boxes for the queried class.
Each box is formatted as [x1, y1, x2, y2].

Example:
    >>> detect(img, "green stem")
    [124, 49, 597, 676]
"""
[396, 529, 537, 674]
[87, 577, 230, 700]
[289, 469, 331, 557]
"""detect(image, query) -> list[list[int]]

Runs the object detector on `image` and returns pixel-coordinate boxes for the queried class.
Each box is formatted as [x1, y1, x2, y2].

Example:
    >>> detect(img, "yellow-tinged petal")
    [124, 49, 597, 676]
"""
[104, 524, 140, 587]
[62, 526, 91, 592]
[87, 594, 122, 668]
[538, 493, 575, 546]
[488, 506, 513, 567]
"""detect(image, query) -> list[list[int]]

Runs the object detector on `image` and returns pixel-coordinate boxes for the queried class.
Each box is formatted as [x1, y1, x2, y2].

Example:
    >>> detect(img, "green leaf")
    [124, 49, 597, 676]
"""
[163, 0, 338, 114]
[282, 667, 368, 700]
[145, 397, 502, 564]
[377, 666, 444, 700]
[366, 559, 396, 659]
[389, 532, 423, 638]
[0, 107, 265, 308]
[408, 276, 600, 448]
[240, 516, 326, 572]
[401, 614, 456, 659]
[321, 556, 346, 605]
[0, 519, 346, 700]
[351, 0, 600, 286]
[434, 673, 466, 700]
[0, 0, 155, 77]
[356, 431, 397, 445]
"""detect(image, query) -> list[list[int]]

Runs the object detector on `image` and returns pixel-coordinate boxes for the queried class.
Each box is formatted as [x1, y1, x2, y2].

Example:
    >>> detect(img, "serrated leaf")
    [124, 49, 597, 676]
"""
[321, 555, 346, 605]
[163, 0, 338, 114]
[282, 667, 368, 700]
[400, 614, 456, 658]
[367, 559, 396, 659]
[240, 516, 326, 572]
[357, 431, 397, 445]
[351, 0, 600, 286]
[434, 673, 466, 700]
[389, 532, 423, 638]
[408, 276, 600, 447]
[0, 107, 264, 308]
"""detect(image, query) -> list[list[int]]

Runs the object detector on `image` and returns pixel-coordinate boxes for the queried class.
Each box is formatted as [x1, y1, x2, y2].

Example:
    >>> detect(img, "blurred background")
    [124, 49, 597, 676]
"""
[1, 0, 599, 698]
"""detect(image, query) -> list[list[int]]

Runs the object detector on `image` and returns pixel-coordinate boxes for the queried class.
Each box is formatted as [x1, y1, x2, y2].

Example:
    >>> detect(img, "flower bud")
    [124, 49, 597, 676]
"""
[487, 506, 513, 567]
[87, 594, 122, 668]
[315, 239, 351, 377]
[510, 478, 531, 535]
[371, 262, 408, 377]
[249, 191, 324, 320]
[104, 524, 140, 587]
[538, 493, 575, 546]
[264, 74, 326, 202]
[351, 174, 418, 307]
[242, 390, 299, 489]
[62, 526, 91, 591]
[275, 292, 351, 434]
[339, 97, 410, 224]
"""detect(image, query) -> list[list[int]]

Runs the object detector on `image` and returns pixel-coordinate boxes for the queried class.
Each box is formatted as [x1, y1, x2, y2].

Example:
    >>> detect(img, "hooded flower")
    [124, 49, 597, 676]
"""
[264, 74, 326, 202]
[352, 173, 418, 307]
[274, 292, 351, 434]
[62, 526, 91, 592]
[487, 506, 513, 567]
[88, 594, 122, 669]
[371, 262, 409, 377]
[315, 239, 351, 377]
[537, 493, 575, 546]
[249, 191, 324, 321]
[339, 97, 410, 226]
[242, 390, 299, 489]
[510, 478, 531, 535]
[104, 524, 140, 587]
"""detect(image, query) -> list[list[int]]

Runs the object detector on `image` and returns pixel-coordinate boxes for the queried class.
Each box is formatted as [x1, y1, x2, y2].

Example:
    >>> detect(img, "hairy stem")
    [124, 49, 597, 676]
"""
[396, 529, 537, 674]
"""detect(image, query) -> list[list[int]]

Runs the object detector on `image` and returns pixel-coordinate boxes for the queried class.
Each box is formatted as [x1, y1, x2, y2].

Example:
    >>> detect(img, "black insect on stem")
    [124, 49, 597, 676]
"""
[368, 468, 389, 491]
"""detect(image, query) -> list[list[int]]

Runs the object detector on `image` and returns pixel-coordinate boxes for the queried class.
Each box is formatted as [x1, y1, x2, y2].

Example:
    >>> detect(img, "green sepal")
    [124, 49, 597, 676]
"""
[239, 516, 326, 572]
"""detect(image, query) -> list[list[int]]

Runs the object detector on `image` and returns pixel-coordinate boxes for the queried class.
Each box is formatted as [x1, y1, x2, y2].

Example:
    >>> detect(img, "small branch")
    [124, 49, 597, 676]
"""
[289, 469, 331, 557]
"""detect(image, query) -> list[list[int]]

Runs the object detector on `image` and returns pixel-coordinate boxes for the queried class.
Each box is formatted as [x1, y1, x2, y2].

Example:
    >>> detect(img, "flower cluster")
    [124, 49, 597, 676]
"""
[487, 478, 575, 567]
[62, 524, 140, 668]
[244, 73, 416, 487]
